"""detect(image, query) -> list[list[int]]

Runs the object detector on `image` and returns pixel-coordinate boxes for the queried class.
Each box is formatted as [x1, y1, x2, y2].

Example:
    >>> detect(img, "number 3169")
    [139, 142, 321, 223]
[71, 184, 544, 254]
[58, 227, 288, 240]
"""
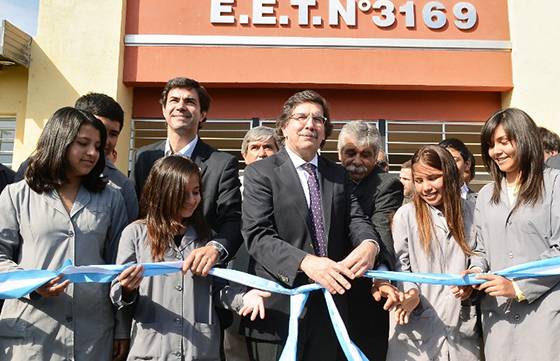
[360, 1, 477, 30]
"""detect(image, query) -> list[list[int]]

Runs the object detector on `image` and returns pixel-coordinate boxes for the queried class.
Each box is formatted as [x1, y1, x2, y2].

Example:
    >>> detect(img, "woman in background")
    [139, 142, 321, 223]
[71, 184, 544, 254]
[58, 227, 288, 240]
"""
[0, 107, 128, 360]
[387, 144, 480, 361]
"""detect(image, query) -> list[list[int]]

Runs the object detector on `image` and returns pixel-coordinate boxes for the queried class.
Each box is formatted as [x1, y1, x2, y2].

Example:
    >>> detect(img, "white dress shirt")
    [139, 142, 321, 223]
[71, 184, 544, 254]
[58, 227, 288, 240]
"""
[165, 135, 198, 158]
[285, 147, 319, 207]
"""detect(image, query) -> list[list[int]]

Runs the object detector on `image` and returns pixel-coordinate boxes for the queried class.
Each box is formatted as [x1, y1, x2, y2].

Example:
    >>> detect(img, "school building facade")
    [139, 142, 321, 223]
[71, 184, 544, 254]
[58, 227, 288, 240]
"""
[1, 0, 559, 189]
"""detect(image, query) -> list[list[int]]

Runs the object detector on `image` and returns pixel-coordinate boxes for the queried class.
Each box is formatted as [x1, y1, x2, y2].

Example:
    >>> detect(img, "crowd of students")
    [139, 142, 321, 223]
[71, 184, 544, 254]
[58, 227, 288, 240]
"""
[0, 78, 559, 361]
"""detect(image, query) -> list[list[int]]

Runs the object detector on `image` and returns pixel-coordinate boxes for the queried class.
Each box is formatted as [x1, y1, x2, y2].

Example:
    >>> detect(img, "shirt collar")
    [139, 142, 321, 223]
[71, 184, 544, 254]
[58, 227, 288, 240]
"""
[165, 135, 199, 158]
[460, 183, 469, 199]
[105, 159, 117, 170]
[285, 146, 319, 170]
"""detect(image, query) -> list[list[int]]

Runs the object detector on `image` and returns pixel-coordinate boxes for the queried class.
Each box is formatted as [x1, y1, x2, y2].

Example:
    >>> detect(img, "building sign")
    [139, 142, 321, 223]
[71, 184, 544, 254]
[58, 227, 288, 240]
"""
[211, 0, 478, 31]
[123, 0, 511, 90]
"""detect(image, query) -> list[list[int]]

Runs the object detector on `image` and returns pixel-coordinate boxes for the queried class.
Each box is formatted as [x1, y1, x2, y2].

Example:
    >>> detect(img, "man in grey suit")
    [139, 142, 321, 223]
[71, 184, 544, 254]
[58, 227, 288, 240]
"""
[130, 77, 242, 273]
[224, 126, 280, 361]
[337, 121, 403, 360]
[242, 90, 384, 361]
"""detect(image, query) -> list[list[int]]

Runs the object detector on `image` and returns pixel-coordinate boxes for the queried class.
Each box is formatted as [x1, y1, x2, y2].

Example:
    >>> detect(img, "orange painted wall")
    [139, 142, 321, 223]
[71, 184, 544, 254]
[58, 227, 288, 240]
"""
[125, 0, 509, 40]
[124, 0, 512, 90]
[133, 87, 501, 122]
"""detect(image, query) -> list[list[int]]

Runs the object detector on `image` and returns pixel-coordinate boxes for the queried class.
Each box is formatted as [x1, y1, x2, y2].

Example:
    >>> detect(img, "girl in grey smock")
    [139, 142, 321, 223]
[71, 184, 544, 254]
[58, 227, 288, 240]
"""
[112, 156, 269, 361]
[465, 108, 560, 361]
[0, 108, 128, 361]
[387, 145, 480, 361]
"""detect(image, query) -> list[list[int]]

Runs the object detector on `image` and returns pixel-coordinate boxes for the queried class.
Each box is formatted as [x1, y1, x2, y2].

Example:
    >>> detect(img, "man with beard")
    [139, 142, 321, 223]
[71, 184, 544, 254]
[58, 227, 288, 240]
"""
[337, 120, 404, 360]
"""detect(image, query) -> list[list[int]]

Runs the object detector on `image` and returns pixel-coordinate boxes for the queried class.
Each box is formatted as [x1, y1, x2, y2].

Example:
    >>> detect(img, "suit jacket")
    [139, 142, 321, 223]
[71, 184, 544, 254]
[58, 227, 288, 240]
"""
[241, 148, 382, 341]
[348, 168, 403, 360]
[130, 139, 242, 258]
[353, 168, 403, 268]
[0, 164, 15, 195]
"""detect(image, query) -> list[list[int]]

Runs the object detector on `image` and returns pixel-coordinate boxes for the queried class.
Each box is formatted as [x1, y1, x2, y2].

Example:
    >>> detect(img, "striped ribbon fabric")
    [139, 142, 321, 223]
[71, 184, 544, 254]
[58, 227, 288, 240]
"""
[2, 257, 560, 361]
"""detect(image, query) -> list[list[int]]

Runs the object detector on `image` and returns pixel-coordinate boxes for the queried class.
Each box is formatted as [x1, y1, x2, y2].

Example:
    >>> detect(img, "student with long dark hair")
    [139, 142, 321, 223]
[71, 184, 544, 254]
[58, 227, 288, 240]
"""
[0, 107, 128, 360]
[463, 108, 560, 360]
[112, 156, 269, 361]
[386, 145, 480, 361]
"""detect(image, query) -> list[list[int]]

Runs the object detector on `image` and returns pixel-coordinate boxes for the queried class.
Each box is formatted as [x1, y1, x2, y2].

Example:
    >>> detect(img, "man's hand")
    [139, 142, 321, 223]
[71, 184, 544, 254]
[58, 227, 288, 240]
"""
[371, 280, 403, 310]
[339, 241, 377, 277]
[112, 339, 129, 361]
[182, 245, 219, 277]
[117, 265, 144, 296]
[35, 275, 70, 298]
[300, 254, 355, 294]
[476, 274, 516, 298]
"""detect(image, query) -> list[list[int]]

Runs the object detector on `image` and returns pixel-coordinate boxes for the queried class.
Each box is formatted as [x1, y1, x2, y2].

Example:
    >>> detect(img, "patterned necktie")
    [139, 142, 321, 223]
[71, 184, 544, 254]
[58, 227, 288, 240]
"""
[301, 163, 327, 257]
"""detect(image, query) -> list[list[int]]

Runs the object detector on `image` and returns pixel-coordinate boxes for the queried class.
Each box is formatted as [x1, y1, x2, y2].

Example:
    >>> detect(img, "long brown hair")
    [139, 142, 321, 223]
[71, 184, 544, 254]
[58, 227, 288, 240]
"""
[480, 108, 544, 209]
[139, 156, 211, 261]
[26, 107, 107, 193]
[411, 145, 473, 256]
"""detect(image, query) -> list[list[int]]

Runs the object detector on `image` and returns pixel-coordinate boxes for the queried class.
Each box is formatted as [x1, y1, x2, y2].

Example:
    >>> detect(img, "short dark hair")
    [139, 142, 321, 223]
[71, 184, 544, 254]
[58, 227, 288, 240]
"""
[25, 107, 107, 193]
[538, 127, 560, 153]
[276, 90, 333, 148]
[75, 93, 124, 130]
[438, 138, 470, 163]
[160, 77, 211, 117]
[466, 149, 476, 181]
[481, 108, 544, 209]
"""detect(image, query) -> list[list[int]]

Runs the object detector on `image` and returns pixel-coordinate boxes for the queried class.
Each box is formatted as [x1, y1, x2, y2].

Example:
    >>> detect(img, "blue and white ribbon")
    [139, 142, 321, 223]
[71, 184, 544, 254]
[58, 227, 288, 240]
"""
[2, 256, 560, 361]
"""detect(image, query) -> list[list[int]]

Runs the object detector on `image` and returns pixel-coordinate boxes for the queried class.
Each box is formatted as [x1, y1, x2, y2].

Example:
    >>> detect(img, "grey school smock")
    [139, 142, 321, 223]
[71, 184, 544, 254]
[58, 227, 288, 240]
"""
[470, 168, 560, 361]
[387, 201, 480, 361]
[111, 222, 244, 361]
[0, 180, 128, 361]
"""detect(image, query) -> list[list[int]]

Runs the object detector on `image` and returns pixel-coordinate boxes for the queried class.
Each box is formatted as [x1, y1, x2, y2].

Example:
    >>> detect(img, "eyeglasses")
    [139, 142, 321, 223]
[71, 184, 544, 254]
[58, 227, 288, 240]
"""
[290, 113, 327, 125]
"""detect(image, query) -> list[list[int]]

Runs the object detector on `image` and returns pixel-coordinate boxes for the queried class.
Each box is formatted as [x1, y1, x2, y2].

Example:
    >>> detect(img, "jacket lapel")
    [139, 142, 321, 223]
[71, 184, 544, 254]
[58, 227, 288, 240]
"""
[276, 149, 314, 236]
[318, 156, 333, 242]
[70, 186, 91, 218]
[190, 139, 210, 176]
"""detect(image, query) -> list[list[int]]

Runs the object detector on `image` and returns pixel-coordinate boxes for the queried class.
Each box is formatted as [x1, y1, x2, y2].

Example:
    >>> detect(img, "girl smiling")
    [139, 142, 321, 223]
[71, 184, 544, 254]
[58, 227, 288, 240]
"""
[387, 145, 480, 361]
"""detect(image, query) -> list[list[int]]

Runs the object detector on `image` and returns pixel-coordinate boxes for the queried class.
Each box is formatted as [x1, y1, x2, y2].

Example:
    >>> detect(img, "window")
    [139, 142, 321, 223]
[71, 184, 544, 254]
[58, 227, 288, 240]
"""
[386, 120, 489, 191]
[0, 117, 16, 168]
[129, 118, 489, 190]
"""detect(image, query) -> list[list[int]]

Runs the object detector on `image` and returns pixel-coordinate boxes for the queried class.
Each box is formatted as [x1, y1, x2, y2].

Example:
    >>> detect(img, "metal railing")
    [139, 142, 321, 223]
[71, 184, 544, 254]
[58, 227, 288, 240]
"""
[129, 117, 488, 190]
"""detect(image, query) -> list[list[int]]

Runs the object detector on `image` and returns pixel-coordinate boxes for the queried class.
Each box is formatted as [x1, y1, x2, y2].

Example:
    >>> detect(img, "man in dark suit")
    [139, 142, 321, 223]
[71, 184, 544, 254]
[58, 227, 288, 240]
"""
[337, 121, 403, 360]
[130, 77, 242, 273]
[0, 164, 15, 194]
[242, 90, 384, 361]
